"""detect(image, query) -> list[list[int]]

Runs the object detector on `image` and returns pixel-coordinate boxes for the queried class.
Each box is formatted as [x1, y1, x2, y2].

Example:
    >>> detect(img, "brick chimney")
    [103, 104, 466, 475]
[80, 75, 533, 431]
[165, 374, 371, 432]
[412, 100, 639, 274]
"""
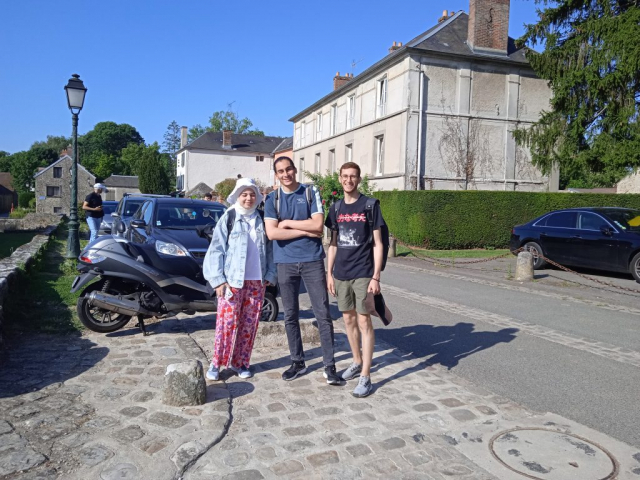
[61, 144, 73, 158]
[467, 0, 510, 55]
[180, 126, 188, 148]
[388, 41, 403, 53]
[222, 129, 233, 149]
[333, 72, 353, 91]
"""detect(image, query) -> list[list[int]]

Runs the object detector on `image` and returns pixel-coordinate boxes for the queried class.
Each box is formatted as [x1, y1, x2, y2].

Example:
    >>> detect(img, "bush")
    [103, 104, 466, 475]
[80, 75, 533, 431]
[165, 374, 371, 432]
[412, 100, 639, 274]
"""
[9, 208, 29, 219]
[18, 192, 35, 208]
[374, 190, 640, 249]
[305, 170, 375, 212]
[76, 203, 86, 222]
[28, 197, 36, 209]
[215, 178, 237, 204]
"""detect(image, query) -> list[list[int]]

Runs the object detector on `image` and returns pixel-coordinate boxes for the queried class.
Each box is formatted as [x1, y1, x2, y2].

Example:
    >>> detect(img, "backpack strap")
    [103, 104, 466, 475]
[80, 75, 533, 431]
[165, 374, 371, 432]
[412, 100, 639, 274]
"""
[331, 200, 343, 231]
[274, 188, 281, 221]
[305, 184, 313, 207]
[225, 208, 237, 238]
[364, 197, 379, 243]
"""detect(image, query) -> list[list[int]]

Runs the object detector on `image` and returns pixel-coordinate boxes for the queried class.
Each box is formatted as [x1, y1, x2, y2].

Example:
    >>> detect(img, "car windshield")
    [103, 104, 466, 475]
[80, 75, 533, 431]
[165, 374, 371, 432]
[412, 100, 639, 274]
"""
[155, 203, 226, 229]
[102, 204, 117, 215]
[601, 209, 640, 232]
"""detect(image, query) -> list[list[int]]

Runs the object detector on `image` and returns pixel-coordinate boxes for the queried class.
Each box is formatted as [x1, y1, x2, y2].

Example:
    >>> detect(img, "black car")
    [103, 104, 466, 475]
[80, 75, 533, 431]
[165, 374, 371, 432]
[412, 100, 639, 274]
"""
[97, 201, 119, 236]
[112, 193, 172, 238]
[510, 207, 640, 281]
[124, 197, 279, 321]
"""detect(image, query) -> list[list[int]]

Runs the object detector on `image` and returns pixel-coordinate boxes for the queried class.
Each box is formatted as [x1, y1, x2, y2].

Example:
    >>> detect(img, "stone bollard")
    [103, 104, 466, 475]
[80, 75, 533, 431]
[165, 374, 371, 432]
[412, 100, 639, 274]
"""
[163, 360, 206, 407]
[514, 251, 534, 282]
[389, 236, 397, 258]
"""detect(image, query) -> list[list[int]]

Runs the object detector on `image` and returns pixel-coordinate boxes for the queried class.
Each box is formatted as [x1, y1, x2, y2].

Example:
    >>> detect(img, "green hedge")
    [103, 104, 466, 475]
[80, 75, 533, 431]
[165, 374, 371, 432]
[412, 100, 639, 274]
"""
[374, 191, 640, 249]
[18, 192, 34, 208]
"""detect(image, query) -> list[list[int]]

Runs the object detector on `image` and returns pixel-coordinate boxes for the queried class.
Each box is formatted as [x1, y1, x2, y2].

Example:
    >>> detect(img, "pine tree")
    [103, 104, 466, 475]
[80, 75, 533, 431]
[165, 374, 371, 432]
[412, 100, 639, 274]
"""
[162, 120, 181, 162]
[515, 0, 640, 188]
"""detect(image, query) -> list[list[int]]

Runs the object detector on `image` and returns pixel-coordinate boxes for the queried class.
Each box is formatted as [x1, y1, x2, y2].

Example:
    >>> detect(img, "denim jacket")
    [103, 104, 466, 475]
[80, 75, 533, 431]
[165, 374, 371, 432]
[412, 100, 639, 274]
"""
[203, 209, 277, 289]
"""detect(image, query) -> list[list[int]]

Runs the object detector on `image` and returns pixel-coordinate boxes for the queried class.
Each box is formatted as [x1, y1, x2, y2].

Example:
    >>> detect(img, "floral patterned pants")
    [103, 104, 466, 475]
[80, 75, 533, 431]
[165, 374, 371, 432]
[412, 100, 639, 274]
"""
[212, 280, 265, 369]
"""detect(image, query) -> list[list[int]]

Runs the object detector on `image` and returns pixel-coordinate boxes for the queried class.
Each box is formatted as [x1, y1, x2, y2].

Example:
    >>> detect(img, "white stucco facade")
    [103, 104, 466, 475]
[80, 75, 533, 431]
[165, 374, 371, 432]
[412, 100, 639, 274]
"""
[176, 149, 275, 193]
[291, 15, 558, 192]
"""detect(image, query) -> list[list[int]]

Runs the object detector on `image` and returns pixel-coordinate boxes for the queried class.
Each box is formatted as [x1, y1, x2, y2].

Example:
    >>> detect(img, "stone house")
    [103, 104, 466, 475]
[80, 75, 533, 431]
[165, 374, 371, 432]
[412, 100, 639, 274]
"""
[0, 173, 18, 213]
[34, 154, 96, 215]
[103, 175, 140, 201]
[175, 127, 285, 193]
[289, 0, 558, 192]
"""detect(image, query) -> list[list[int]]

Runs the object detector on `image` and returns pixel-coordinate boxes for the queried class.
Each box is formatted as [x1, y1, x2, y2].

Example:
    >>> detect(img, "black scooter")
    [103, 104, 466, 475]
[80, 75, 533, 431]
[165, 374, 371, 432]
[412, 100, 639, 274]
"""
[71, 226, 279, 335]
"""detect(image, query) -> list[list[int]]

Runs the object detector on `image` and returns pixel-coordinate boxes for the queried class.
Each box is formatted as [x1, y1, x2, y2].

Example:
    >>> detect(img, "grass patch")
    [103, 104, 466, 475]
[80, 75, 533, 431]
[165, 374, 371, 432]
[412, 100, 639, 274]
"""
[3, 221, 89, 334]
[0, 232, 38, 259]
[396, 244, 510, 259]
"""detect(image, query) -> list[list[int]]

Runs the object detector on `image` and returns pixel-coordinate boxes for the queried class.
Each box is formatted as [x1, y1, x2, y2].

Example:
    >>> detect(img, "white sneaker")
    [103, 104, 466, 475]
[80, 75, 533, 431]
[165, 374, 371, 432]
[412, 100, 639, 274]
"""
[229, 366, 253, 379]
[206, 363, 219, 381]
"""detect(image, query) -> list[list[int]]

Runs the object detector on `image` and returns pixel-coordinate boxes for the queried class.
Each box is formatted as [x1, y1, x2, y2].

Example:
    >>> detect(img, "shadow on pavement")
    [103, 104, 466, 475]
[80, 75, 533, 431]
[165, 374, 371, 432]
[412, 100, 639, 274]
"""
[0, 334, 108, 398]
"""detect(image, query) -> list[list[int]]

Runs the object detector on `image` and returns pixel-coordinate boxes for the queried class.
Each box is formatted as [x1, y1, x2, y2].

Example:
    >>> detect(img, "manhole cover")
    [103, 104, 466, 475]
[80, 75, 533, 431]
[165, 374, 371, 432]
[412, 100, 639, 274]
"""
[489, 428, 618, 480]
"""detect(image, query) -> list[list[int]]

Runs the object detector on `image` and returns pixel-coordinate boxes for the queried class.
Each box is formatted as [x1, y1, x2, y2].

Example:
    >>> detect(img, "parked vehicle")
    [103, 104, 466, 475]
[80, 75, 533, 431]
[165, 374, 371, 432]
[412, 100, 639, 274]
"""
[111, 193, 172, 238]
[510, 207, 640, 281]
[97, 201, 119, 236]
[72, 198, 279, 334]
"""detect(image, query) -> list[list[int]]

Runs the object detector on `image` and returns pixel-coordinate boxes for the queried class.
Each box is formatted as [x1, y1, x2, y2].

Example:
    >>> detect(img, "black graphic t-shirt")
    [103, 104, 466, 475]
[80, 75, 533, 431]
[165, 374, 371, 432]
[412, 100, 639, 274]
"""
[84, 192, 104, 218]
[325, 195, 384, 281]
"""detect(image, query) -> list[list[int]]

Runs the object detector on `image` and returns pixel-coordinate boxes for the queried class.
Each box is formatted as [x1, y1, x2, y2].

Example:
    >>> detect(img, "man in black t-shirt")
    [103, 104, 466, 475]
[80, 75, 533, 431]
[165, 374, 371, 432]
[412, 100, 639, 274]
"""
[325, 162, 384, 398]
[83, 183, 107, 242]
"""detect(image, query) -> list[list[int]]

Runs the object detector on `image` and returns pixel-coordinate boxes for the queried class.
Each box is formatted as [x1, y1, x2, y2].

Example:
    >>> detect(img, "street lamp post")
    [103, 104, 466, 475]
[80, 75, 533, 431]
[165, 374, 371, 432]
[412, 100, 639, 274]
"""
[64, 74, 87, 259]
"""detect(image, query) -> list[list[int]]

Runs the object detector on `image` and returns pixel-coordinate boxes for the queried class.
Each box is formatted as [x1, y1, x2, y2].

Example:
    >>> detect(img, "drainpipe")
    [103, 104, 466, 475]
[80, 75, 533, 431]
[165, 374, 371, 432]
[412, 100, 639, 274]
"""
[415, 62, 424, 190]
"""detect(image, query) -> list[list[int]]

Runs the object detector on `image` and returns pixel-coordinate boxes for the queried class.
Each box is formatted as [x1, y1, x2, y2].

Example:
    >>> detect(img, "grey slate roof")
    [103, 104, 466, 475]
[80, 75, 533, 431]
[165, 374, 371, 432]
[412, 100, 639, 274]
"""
[272, 136, 293, 154]
[186, 182, 213, 197]
[177, 132, 285, 155]
[290, 11, 530, 121]
[104, 175, 139, 188]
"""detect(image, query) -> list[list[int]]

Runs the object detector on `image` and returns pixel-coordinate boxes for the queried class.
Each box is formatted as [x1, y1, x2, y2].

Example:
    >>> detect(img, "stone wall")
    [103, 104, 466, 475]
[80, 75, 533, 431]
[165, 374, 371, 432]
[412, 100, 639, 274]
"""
[35, 155, 96, 215]
[0, 225, 58, 353]
[0, 213, 61, 232]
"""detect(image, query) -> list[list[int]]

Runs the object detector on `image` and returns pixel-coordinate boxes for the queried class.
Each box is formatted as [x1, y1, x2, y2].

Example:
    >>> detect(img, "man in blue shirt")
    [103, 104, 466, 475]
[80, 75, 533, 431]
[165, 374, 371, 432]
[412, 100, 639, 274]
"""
[264, 157, 341, 385]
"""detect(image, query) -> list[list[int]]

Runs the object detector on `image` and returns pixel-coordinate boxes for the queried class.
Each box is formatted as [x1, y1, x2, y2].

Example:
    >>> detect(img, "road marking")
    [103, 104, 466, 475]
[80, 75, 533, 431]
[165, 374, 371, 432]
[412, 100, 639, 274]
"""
[388, 262, 640, 318]
[383, 283, 640, 368]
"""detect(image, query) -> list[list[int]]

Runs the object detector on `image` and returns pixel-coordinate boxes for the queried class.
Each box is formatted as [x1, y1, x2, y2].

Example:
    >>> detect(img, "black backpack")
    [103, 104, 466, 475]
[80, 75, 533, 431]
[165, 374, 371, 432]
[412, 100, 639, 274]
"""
[333, 197, 390, 271]
[273, 184, 313, 220]
[225, 208, 265, 245]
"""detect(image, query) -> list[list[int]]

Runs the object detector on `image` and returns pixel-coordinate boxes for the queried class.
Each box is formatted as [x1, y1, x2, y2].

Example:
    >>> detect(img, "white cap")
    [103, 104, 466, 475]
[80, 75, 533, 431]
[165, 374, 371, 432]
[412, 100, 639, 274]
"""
[226, 178, 263, 205]
[93, 183, 108, 192]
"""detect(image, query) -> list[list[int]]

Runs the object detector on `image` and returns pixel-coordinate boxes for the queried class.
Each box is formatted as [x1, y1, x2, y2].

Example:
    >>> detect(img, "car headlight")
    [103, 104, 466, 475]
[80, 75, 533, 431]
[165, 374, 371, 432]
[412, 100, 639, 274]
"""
[155, 240, 187, 257]
[79, 249, 107, 264]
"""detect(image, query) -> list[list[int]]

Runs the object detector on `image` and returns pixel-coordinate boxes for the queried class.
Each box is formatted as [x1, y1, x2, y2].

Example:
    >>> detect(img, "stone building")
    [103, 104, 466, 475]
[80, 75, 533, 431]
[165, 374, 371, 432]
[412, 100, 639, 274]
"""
[289, 0, 558, 192]
[103, 175, 140, 201]
[34, 154, 96, 215]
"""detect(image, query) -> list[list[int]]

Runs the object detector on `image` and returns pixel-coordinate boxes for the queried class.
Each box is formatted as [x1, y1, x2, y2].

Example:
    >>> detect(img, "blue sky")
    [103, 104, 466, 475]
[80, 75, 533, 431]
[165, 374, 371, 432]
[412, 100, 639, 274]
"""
[0, 0, 540, 154]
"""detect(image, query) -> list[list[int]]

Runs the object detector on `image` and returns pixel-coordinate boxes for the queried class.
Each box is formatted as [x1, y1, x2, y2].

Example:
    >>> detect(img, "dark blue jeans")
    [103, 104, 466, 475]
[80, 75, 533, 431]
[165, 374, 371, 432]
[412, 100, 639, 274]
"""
[277, 260, 335, 367]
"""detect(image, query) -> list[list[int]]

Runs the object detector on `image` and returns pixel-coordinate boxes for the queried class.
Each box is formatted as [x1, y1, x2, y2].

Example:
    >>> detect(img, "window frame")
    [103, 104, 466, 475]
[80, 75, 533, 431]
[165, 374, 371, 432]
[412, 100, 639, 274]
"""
[345, 144, 353, 164]
[316, 112, 323, 142]
[347, 94, 356, 129]
[329, 149, 336, 172]
[46, 185, 61, 197]
[330, 104, 338, 136]
[375, 135, 384, 176]
[377, 76, 388, 118]
[53, 167, 62, 178]
[315, 153, 321, 173]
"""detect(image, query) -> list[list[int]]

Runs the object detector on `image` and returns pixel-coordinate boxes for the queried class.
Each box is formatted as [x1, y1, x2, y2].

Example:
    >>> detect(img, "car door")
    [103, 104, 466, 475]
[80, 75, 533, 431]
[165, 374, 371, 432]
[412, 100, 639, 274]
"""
[537, 211, 578, 264]
[112, 198, 125, 236]
[129, 201, 153, 245]
[571, 212, 619, 270]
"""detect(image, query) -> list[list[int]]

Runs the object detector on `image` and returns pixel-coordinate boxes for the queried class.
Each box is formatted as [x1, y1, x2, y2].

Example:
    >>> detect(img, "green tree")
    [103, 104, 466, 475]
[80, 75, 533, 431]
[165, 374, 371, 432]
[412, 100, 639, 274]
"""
[136, 142, 173, 194]
[162, 120, 181, 161]
[80, 121, 144, 172]
[31, 135, 70, 155]
[188, 124, 207, 142]
[514, 0, 640, 188]
[9, 151, 44, 193]
[207, 110, 265, 136]
[92, 153, 120, 180]
[0, 151, 11, 172]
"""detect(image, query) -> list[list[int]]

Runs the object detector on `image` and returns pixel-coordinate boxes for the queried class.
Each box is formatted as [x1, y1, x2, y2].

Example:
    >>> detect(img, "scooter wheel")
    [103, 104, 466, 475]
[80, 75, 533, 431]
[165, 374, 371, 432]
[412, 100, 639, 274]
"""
[261, 291, 279, 322]
[77, 281, 132, 333]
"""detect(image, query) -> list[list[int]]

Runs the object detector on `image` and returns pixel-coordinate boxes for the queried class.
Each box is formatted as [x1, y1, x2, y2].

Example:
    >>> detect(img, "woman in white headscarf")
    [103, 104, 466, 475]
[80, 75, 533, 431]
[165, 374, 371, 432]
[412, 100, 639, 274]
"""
[203, 178, 277, 380]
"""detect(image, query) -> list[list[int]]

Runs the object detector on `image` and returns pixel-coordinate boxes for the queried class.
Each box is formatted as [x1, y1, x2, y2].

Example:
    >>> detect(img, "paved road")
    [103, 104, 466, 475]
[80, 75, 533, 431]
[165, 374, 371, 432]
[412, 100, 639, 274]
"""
[374, 259, 640, 448]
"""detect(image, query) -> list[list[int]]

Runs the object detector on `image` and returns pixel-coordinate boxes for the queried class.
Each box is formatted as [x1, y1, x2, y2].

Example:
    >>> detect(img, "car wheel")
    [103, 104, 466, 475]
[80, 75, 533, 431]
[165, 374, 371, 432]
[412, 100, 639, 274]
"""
[523, 241, 547, 270]
[261, 291, 279, 322]
[629, 252, 640, 283]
